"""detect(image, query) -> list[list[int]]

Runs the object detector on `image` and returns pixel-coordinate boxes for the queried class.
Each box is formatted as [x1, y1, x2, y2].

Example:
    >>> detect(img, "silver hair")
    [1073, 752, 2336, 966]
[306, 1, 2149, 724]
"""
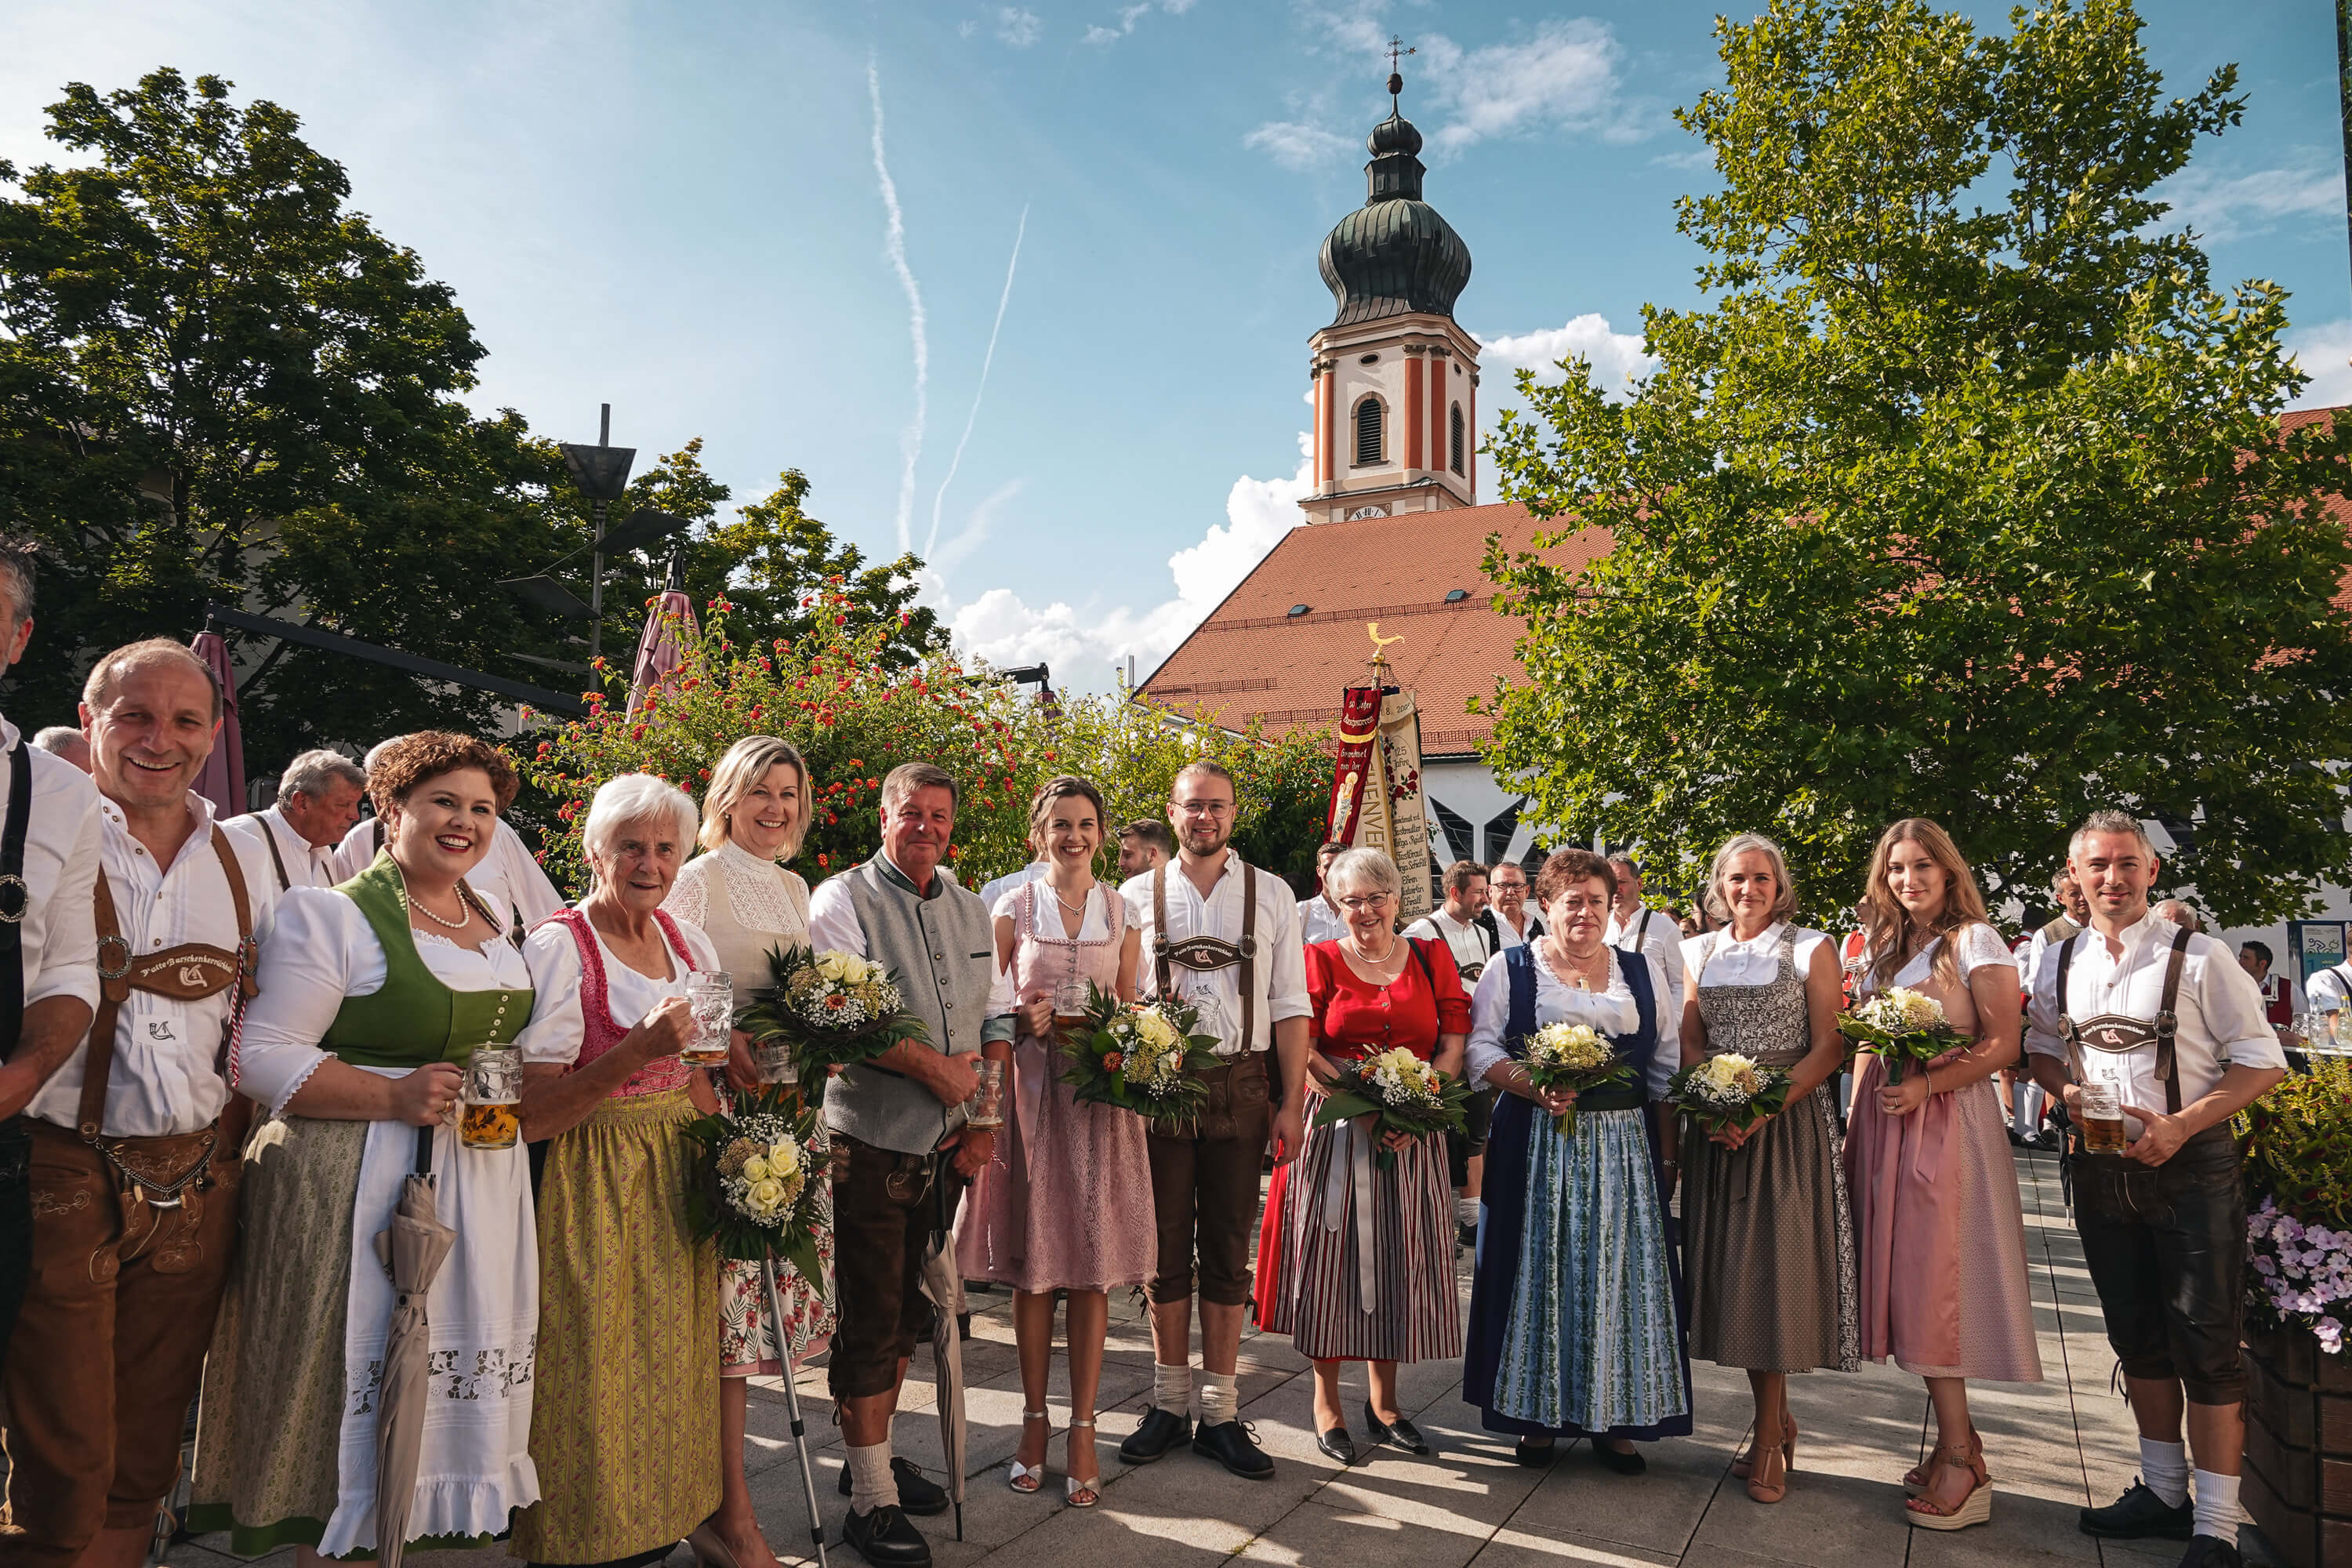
[583, 773, 700, 862]
[2068, 809, 2154, 862]
[1705, 832, 1798, 924]
[702, 735, 808, 855]
[29, 726, 83, 757]
[1325, 847, 1401, 902]
[0, 543, 34, 626]
[279, 748, 366, 800]
[2153, 899, 2202, 934]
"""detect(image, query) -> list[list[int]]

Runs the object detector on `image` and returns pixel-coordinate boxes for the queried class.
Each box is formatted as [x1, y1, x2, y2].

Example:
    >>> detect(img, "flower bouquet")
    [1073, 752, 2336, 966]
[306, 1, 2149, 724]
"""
[1837, 985, 1967, 1084]
[1523, 1022, 1634, 1138]
[737, 943, 930, 1105]
[1058, 982, 1222, 1123]
[1310, 1046, 1473, 1170]
[1664, 1052, 1793, 1136]
[681, 1086, 829, 1291]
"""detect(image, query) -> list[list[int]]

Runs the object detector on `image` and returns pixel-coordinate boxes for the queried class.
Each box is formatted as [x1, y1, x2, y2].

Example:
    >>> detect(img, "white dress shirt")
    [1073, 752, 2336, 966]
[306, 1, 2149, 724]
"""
[1489, 908, 1542, 951]
[1297, 893, 1348, 948]
[978, 860, 1048, 916]
[0, 716, 103, 1022]
[223, 804, 340, 891]
[1465, 945, 1682, 1099]
[2024, 910, 2285, 1130]
[234, 887, 532, 1117]
[1127, 855, 1311, 1056]
[2306, 962, 2352, 1014]
[334, 816, 566, 932]
[1682, 921, 1831, 989]
[1606, 906, 1686, 1016]
[30, 795, 279, 1137]
[1402, 907, 1494, 978]
[514, 914, 720, 1068]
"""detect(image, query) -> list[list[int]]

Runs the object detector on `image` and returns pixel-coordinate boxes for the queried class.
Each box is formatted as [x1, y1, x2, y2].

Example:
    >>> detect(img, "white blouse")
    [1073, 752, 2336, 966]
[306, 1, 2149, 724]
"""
[513, 914, 721, 1068]
[1868, 923, 2017, 993]
[665, 840, 811, 936]
[237, 887, 533, 1118]
[985, 882, 1114, 1016]
[1465, 946, 1682, 1098]
[1682, 921, 1831, 989]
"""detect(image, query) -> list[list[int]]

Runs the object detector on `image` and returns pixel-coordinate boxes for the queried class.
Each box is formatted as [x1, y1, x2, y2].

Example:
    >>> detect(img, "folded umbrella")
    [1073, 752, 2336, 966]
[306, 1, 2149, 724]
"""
[369, 1128, 455, 1568]
[916, 1161, 968, 1541]
[188, 627, 245, 819]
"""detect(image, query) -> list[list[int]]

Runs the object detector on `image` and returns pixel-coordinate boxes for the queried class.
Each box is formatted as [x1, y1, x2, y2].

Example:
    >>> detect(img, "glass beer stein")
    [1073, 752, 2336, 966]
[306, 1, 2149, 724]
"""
[683, 971, 733, 1066]
[460, 1046, 521, 1151]
[2077, 1078, 2127, 1154]
[1051, 978, 1091, 1033]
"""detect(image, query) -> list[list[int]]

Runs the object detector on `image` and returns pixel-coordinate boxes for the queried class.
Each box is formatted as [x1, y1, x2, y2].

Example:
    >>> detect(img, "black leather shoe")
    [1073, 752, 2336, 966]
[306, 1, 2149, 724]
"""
[1514, 1436, 1557, 1467]
[1591, 1439, 1647, 1475]
[842, 1504, 931, 1567]
[1316, 1426, 1357, 1465]
[834, 1457, 949, 1518]
[1117, 1405, 1191, 1465]
[2176, 1537, 2241, 1568]
[1363, 1403, 1430, 1456]
[2080, 1479, 2194, 1541]
[1192, 1417, 1275, 1479]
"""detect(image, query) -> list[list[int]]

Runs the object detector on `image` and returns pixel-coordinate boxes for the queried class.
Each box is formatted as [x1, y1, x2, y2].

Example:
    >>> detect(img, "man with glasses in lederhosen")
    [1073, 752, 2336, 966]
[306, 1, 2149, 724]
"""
[0, 540, 102, 1374]
[2024, 810, 2285, 1568]
[1117, 760, 1310, 1479]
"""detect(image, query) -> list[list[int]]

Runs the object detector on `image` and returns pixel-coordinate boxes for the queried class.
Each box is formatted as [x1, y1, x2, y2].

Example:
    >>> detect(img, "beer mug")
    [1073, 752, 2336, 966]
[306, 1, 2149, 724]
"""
[754, 1041, 798, 1086]
[967, 1058, 1007, 1130]
[1188, 988, 1229, 1047]
[683, 972, 733, 1066]
[459, 1046, 521, 1151]
[1051, 978, 1091, 1032]
[2077, 1078, 2127, 1154]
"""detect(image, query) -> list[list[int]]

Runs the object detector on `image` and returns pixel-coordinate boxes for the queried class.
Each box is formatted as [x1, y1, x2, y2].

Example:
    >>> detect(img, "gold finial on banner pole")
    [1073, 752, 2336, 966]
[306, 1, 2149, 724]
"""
[1366, 621, 1404, 685]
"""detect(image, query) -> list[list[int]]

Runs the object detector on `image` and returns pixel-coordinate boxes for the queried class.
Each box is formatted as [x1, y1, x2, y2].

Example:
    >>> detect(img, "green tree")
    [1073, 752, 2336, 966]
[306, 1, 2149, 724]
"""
[1480, 0, 2352, 926]
[0, 68, 577, 760]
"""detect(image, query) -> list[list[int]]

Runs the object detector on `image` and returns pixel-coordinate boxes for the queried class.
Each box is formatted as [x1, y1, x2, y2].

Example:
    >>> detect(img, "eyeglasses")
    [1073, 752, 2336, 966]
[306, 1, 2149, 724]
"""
[1337, 894, 1395, 913]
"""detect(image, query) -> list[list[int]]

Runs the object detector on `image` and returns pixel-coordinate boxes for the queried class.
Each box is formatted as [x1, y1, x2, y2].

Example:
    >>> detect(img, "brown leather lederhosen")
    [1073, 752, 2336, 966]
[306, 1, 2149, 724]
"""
[65, 830, 259, 1272]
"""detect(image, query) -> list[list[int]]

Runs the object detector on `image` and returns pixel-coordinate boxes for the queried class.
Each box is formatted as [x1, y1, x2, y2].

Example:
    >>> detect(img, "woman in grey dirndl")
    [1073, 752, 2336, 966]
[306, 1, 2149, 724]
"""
[1678, 833, 1857, 1506]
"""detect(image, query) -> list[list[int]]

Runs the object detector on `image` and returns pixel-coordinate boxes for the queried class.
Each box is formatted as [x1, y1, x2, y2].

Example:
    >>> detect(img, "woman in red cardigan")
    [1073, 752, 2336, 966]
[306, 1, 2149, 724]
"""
[1254, 847, 1469, 1465]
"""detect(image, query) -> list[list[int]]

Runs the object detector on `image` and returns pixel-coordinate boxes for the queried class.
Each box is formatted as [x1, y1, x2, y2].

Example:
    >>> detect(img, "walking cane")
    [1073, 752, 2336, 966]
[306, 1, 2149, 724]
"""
[757, 1255, 830, 1568]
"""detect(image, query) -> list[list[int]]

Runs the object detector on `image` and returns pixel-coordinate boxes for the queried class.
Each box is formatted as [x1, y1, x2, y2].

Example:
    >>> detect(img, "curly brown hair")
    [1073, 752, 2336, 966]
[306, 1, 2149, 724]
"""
[368, 731, 519, 813]
[1534, 847, 1617, 907]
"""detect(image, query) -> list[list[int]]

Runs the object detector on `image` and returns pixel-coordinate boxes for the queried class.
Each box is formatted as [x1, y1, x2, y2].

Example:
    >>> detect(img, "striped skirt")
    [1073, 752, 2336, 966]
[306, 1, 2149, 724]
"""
[1490, 1107, 1690, 1438]
[1256, 1104, 1460, 1363]
[512, 1089, 720, 1564]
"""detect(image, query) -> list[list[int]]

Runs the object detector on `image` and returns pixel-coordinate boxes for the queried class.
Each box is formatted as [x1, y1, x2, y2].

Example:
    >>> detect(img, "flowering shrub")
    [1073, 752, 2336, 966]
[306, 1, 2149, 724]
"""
[516, 583, 1334, 898]
[2239, 1057, 2352, 1352]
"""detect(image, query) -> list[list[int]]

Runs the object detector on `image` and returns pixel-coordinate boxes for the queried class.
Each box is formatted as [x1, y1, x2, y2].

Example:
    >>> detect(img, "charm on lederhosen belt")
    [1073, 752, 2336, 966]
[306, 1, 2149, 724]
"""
[82, 831, 260, 1276]
[1151, 861, 1258, 1050]
[2054, 925, 2190, 1116]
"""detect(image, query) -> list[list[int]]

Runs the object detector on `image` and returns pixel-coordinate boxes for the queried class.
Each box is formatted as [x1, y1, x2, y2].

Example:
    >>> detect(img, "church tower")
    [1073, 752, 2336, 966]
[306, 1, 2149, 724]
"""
[1301, 67, 1478, 526]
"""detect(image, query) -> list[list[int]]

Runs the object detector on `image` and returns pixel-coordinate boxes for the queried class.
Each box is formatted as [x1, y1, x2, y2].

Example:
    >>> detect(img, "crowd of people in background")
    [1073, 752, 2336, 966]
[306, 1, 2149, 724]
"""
[0, 532, 2292, 1568]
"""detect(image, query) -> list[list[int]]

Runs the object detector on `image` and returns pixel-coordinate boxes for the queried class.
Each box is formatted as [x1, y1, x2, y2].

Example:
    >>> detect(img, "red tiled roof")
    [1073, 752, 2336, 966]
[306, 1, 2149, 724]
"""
[1140, 503, 1610, 757]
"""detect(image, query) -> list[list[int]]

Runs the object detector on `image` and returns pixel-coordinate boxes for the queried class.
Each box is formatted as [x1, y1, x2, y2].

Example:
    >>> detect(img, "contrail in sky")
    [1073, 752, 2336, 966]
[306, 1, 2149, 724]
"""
[869, 58, 926, 555]
[927, 202, 1029, 563]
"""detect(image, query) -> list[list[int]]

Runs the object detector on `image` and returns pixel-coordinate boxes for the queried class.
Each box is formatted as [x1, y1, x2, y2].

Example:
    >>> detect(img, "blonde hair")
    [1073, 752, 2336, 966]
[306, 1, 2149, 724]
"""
[702, 735, 808, 855]
[1860, 818, 1992, 993]
[1704, 833, 1798, 924]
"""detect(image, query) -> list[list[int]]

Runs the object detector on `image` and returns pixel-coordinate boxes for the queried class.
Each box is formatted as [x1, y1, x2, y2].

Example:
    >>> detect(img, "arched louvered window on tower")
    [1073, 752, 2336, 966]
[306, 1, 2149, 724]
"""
[1450, 402, 1465, 476]
[1354, 397, 1384, 466]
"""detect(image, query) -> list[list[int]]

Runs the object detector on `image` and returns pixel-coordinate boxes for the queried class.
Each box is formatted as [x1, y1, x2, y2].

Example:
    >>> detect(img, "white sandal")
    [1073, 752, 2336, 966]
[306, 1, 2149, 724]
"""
[1007, 1410, 1049, 1494]
[1065, 1415, 1099, 1508]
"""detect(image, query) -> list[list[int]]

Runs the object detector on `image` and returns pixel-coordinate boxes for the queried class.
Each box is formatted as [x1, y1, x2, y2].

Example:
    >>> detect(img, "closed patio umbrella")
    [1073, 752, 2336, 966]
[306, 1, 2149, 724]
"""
[189, 625, 245, 818]
[916, 1168, 969, 1540]
[368, 1129, 455, 1568]
[626, 548, 698, 718]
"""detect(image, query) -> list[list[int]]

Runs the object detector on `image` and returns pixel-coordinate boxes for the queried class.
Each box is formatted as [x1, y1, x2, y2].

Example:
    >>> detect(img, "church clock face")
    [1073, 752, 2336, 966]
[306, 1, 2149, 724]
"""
[1346, 504, 1391, 520]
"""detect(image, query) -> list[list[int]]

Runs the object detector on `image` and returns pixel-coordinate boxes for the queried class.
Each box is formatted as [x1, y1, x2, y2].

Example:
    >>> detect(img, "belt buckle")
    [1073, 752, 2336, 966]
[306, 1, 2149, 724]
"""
[0, 873, 26, 924]
[96, 934, 132, 982]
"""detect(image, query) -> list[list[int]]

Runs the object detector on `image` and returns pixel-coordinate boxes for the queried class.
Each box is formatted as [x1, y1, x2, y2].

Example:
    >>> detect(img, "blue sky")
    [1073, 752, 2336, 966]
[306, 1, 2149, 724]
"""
[7, 1, 2348, 690]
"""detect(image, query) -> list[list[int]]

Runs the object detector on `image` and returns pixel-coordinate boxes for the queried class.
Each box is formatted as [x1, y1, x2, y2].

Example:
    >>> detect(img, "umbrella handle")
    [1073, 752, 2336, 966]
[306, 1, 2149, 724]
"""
[413, 1125, 434, 1178]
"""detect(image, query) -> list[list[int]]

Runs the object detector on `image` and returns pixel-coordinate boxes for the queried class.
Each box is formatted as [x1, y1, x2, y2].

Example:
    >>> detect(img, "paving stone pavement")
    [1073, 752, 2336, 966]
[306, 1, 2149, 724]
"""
[164, 1147, 2284, 1568]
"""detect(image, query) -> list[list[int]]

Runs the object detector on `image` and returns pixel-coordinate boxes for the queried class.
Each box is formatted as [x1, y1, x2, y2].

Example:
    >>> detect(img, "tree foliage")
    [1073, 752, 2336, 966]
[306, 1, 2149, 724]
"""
[517, 591, 1331, 900]
[1480, 0, 2352, 925]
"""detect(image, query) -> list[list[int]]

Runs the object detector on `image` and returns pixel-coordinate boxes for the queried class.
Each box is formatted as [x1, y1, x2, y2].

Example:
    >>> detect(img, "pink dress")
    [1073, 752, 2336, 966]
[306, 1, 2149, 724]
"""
[954, 882, 1155, 1293]
[1843, 923, 2043, 1383]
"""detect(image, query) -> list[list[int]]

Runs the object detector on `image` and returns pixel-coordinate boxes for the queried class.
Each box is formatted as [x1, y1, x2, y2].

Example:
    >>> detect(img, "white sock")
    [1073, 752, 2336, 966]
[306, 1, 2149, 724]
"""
[2190, 1468, 2240, 1541]
[847, 1441, 897, 1515]
[1199, 1370, 1239, 1426]
[1153, 1360, 1193, 1417]
[1455, 1196, 1479, 1229]
[2140, 1438, 2189, 1507]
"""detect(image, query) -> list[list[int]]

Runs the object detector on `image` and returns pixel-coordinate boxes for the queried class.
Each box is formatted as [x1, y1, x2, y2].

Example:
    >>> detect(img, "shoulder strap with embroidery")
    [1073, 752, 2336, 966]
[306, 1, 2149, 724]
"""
[1151, 864, 1171, 1000]
[1240, 861, 1258, 1051]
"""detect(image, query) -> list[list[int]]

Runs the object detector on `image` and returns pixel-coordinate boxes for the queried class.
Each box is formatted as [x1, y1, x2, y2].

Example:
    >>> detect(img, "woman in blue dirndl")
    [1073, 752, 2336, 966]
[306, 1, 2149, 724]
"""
[1462, 848, 1693, 1471]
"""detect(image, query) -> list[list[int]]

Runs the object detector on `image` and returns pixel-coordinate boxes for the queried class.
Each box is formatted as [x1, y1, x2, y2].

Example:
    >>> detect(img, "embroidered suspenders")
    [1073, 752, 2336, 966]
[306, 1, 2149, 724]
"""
[2055, 926, 2191, 1116]
[1152, 861, 1259, 1050]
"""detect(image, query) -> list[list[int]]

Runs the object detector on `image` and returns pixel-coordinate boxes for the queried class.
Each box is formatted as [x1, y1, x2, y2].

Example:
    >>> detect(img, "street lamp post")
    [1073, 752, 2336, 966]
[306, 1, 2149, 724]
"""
[559, 403, 637, 665]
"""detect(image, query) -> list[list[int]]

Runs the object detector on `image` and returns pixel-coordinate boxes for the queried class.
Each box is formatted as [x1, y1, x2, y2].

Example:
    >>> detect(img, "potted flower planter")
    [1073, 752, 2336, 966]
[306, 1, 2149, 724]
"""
[2241, 1319, 2352, 1568]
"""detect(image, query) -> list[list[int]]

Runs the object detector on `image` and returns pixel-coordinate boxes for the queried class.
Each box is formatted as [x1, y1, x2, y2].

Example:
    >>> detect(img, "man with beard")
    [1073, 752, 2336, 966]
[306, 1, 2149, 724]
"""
[3, 640, 278, 1568]
[1118, 761, 1309, 1479]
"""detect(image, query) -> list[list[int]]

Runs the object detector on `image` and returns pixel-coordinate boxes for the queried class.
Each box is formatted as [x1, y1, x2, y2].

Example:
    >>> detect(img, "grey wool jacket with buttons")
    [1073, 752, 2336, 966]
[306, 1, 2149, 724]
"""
[823, 855, 995, 1155]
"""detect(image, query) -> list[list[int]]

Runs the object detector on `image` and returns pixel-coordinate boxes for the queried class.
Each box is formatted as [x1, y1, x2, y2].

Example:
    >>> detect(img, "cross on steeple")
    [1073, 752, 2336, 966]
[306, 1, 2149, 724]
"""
[1385, 34, 1414, 101]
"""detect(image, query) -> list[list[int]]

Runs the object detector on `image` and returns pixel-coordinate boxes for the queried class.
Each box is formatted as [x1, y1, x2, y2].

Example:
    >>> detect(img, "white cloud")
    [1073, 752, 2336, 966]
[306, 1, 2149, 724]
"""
[867, 60, 928, 555]
[1085, 0, 1189, 45]
[2158, 160, 2343, 245]
[1243, 120, 1352, 172]
[945, 435, 1316, 691]
[2288, 318, 2352, 410]
[995, 7, 1042, 47]
[1477, 314, 1656, 401]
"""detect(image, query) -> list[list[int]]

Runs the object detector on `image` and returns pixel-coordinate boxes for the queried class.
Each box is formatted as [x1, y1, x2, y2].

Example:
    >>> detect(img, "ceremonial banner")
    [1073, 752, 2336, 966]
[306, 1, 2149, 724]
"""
[1325, 682, 1433, 922]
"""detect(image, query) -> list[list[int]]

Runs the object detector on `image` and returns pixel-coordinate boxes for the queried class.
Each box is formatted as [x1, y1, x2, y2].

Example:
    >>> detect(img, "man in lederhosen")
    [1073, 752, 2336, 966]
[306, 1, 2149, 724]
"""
[222, 748, 365, 891]
[0, 540, 103, 1371]
[1117, 760, 1309, 1479]
[0, 640, 278, 1568]
[2025, 810, 2284, 1568]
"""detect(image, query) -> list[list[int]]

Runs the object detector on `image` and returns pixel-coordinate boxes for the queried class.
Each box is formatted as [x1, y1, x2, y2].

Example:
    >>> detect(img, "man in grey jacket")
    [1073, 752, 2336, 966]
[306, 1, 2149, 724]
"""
[806, 762, 1001, 1568]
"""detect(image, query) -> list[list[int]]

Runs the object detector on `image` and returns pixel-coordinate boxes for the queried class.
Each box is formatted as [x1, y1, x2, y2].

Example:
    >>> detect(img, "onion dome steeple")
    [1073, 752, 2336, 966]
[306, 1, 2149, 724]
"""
[1316, 67, 1472, 327]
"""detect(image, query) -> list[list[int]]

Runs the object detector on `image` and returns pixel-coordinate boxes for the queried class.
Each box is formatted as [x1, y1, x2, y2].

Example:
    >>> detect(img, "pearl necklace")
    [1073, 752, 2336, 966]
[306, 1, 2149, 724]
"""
[397, 869, 474, 932]
[1344, 935, 1403, 971]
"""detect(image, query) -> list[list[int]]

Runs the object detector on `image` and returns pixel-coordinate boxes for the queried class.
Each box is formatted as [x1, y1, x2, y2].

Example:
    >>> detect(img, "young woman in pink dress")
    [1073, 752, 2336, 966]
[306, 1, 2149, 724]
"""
[956, 775, 1152, 1508]
[1843, 818, 2043, 1531]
